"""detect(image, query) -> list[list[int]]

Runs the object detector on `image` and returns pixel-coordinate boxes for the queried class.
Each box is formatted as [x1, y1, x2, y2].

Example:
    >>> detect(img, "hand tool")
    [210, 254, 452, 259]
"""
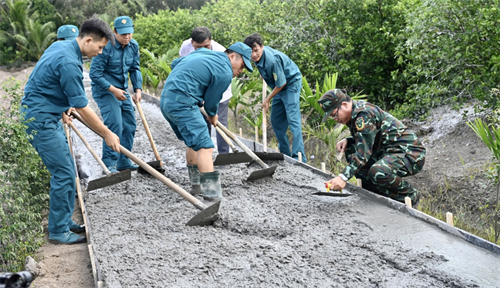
[63, 123, 89, 240]
[200, 107, 277, 181]
[134, 99, 165, 174]
[313, 183, 353, 197]
[71, 112, 220, 226]
[67, 122, 131, 191]
[211, 82, 283, 166]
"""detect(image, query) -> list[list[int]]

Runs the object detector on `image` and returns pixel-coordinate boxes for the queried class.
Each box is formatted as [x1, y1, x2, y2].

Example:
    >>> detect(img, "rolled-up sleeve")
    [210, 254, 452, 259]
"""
[60, 62, 88, 108]
[89, 46, 111, 91]
[129, 46, 143, 91]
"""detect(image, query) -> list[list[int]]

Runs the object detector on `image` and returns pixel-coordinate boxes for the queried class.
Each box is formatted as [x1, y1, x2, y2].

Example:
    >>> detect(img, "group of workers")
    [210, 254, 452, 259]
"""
[21, 16, 426, 245]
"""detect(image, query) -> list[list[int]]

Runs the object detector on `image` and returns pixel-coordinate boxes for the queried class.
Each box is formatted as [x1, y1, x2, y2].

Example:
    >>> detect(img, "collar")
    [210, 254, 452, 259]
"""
[71, 39, 83, 63]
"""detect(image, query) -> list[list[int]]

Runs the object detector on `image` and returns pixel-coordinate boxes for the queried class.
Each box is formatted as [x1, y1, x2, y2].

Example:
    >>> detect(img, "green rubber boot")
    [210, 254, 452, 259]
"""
[200, 171, 222, 202]
[187, 164, 201, 195]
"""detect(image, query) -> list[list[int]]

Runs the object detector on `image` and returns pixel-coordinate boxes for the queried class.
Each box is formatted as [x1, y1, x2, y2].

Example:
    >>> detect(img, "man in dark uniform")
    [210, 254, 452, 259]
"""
[319, 89, 426, 205]
[90, 16, 142, 173]
[21, 18, 120, 244]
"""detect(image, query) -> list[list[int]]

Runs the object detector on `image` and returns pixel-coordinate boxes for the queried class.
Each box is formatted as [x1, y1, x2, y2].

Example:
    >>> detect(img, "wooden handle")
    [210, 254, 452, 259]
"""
[199, 108, 269, 169]
[71, 112, 207, 210]
[198, 107, 237, 151]
[135, 100, 162, 165]
[262, 80, 267, 152]
[68, 121, 110, 174]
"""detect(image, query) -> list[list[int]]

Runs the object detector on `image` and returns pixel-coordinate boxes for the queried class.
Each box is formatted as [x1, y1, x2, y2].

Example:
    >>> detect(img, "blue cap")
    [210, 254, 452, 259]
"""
[57, 25, 79, 41]
[228, 42, 253, 72]
[114, 16, 134, 35]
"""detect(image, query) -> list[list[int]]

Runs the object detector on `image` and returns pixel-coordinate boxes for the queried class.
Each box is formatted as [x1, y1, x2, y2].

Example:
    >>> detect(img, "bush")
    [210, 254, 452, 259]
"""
[0, 79, 50, 271]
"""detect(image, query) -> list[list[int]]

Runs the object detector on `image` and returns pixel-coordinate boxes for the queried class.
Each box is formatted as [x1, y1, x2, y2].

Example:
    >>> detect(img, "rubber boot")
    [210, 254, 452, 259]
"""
[200, 171, 222, 202]
[187, 164, 201, 195]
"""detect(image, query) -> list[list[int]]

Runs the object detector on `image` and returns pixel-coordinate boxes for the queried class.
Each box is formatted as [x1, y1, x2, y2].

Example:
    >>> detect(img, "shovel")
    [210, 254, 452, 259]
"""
[200, 108, 277, 181]
[71, 112, 220, 226]
[67, 122, 131, 191]
[134, 100, 165, 174]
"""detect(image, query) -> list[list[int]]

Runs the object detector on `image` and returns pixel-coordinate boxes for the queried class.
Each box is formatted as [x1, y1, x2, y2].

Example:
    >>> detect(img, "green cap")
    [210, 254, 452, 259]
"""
[114, 16, 133, 35]
[228, 42, 253, 72]
[318, 89, 347, 123]
[57, 25, 79, 41]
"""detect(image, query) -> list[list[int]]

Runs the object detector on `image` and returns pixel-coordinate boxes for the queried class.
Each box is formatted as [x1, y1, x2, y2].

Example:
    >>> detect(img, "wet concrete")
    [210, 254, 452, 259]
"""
[72, 76, 500, 287]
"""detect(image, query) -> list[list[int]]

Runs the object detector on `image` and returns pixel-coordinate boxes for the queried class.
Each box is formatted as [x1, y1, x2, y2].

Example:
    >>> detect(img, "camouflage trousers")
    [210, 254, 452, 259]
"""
[346, 151, 425, 203]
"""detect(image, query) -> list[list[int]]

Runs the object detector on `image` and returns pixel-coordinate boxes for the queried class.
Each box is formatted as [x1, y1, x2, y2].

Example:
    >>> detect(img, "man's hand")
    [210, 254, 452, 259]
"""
[262, 98, 271, 114]
[110, 86, 127, 101]
[133, 89, 142, 103]
[208, 114, 218, 127]
[325, 176, 347, 191]
[62, 107, 75, 124]
[336, 138, 348, 153]
[103, 130, 121, 152]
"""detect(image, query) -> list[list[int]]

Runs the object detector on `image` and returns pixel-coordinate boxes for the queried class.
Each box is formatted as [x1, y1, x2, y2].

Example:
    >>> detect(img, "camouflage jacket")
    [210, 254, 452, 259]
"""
[341, 100, 426, 179]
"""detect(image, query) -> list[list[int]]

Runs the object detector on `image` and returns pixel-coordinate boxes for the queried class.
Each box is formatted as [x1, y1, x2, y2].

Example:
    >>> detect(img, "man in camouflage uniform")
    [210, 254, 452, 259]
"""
[318, 89, 426, 205]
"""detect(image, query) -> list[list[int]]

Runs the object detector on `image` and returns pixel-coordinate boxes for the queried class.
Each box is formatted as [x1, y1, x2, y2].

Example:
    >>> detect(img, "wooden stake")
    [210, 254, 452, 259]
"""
[262, 80, 267, 152]
[239, 128, 242, 137]
[88, 244, 98, 287]
[404, 196, 412, 208]
[298, 152, 302, 162]
[446, 212, 454, 226]
[321, 162, 326, 172]
[255, 126, 258, 143]
[356, 179, 362, 187]
[146, 89, 150, 95]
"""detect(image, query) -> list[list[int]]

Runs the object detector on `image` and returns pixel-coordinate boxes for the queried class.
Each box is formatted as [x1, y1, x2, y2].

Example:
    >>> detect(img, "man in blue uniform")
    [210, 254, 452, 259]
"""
[179, 26, 232, 155]
[90, 16, 142, 172]
[57, 25, 79, 41]
[160, 42, 253, 201]
[244, 33, 307, 163]
[21, 18, 121, 244]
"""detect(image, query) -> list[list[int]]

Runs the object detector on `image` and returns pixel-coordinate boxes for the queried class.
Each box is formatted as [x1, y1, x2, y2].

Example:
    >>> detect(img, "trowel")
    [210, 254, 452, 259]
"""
[72, 112, 220, 226]
[313, 183, 353, 197]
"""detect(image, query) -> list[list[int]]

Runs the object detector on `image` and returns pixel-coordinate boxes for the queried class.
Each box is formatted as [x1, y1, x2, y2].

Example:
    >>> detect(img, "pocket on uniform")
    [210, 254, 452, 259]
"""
[33, 121, 63, 153]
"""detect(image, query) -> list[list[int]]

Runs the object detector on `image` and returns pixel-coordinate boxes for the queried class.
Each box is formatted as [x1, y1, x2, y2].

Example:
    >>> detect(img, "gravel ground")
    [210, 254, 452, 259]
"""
[69, 89, 498, 287]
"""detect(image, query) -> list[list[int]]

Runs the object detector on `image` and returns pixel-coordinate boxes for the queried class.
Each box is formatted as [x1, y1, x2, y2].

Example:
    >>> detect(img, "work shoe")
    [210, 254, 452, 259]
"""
[117, 163, 139, 171]
[187, 164, 201, 196]
[105, 166, 118, 174]
[69, 220, 85, 233]
[49, 231, 86, 244]
[200, 171, 222, 202]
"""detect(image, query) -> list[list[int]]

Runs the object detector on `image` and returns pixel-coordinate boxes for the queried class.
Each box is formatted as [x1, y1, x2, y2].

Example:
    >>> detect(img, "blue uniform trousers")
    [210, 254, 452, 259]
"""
[25, 113, 75, 234]
[93, 90, 136, 169]
[160, 94, 214, 151]
[270, 82, 307, 162]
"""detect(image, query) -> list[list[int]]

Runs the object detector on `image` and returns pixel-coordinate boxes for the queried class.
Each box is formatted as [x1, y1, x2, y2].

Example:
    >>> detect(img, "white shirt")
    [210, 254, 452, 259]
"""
[179, 39, 232, 103]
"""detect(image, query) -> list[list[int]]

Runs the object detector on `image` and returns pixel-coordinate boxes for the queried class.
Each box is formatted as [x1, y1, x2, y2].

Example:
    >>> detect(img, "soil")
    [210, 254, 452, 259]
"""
[0, 67, 497, 287]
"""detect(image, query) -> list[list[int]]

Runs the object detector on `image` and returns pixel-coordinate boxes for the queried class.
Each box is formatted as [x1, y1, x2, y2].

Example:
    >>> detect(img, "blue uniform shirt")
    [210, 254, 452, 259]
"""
[90, 38, 142, 91]
[22, 40, 88, 116]
[162, 48, 233, 117]
[255, 46, 302, 90]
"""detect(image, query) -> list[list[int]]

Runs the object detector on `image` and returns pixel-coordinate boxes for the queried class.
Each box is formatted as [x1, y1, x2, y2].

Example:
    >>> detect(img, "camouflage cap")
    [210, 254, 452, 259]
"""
[318, 89, 347, 123]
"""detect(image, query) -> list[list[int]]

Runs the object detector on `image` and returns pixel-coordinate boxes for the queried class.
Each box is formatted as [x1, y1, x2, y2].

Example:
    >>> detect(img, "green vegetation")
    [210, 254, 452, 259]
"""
[0, 79, 50, 271]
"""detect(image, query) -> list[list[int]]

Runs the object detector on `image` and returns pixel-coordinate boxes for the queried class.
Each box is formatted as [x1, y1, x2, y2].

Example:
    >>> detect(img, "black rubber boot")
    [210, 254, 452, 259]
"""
[200, 171, 222, 202]
[187, 164, 201, 195]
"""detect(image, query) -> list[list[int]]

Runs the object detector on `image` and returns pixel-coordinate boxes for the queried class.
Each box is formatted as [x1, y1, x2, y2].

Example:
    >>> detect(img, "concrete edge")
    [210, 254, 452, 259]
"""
[139, 92, 500, 255]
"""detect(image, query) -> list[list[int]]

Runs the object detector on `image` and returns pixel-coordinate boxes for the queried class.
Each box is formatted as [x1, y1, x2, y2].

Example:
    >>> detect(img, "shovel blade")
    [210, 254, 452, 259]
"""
[313, 191, 353, 197]
[138, 160, 165, 175]
[186, 200, 221, 226]
[214, 152, 284, 166]
[246, 165, 277, 181]
[87, 169, 132, 191]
